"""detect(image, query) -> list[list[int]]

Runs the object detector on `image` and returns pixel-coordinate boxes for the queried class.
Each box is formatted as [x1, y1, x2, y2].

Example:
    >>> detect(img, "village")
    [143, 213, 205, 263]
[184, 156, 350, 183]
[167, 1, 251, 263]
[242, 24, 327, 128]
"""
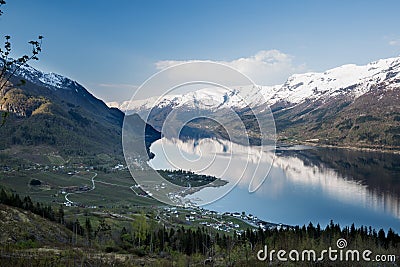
[3, 159, 289, 234]
[160, 206, 290, 234]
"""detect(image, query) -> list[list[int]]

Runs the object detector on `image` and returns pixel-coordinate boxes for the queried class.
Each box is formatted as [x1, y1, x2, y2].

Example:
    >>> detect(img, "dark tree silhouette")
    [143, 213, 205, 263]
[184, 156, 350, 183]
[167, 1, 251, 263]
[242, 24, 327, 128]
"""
[0, 0, 43, 125]
[0, 0, 5, 16]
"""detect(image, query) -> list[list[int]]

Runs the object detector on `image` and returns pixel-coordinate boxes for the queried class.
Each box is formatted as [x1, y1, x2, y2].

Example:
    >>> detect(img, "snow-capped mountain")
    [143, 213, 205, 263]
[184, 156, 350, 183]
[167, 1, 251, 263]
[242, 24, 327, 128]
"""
[112, 56, 400, 113]
[0, 61, 138, 162]
[118, 84, 280, 113]
[111, 56, 400, 148]
[18, 64, 70, 89]
[268, 56, 400, 104]
[1, 62, 123, 120]
[15, 64, 88, 94]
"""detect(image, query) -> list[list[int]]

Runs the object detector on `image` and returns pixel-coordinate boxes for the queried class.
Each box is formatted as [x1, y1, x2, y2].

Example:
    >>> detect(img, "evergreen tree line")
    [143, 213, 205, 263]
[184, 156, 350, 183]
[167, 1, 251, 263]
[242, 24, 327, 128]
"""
[115, 221, 400, 257]
[0, 188, 83, 235]
[0, 188, 59, 222]
[1, 187, 399, 265]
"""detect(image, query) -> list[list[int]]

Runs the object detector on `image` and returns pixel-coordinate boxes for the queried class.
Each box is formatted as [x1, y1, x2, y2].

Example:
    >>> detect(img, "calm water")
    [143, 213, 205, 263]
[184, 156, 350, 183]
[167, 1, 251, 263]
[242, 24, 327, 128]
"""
[149, 138, 400, 232]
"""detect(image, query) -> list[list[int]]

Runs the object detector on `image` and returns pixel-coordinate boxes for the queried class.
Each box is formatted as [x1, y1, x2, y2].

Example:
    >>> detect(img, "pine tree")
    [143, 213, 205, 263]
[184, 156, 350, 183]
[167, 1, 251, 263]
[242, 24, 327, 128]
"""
[58, 206, 65, 224]
[0, 188, 8, 203]
[95, 219, 111, 246]
[85, 217, 93, 246]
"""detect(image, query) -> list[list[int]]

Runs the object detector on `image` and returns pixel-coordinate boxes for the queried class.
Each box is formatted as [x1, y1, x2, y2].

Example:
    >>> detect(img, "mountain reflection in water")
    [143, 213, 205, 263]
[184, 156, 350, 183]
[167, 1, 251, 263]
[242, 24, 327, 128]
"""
[149, 138, 400, 231]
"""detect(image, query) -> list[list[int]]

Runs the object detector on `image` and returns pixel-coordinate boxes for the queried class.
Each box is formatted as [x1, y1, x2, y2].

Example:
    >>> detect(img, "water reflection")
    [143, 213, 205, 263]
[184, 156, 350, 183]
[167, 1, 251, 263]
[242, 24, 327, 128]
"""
[149, 138, 400, 230]
[149, 137, 275, 202]
[271, 155, 400, 220]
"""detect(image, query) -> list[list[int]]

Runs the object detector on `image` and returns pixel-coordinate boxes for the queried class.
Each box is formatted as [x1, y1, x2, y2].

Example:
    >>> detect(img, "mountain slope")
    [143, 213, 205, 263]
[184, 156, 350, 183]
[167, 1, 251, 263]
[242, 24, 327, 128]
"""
[274, 83, 400, 148]
[0, 64, 128, 164]
[118, 56, 400, 149]
[0, 204, 73, 245]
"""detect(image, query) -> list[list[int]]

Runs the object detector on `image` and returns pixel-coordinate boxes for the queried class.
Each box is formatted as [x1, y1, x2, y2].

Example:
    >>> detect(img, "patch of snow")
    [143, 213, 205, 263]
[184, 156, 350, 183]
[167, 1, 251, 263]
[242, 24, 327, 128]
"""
[16, 63, 69, 90]
[39, 72, 64, 89]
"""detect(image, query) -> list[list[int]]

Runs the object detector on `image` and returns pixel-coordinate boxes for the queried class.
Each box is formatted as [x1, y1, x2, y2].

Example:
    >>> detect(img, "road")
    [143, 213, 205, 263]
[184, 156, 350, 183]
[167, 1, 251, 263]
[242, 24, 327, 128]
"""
[64, 172, 97, 205]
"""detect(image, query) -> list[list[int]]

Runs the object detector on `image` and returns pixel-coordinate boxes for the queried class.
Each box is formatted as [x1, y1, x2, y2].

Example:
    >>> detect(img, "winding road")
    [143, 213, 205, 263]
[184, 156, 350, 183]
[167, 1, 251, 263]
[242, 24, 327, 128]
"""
[64, 172, 97, 205]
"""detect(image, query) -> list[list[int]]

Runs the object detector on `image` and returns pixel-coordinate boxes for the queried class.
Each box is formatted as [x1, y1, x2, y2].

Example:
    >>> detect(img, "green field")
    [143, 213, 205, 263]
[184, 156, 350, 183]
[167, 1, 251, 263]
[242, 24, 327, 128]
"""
[0, 163, 260, 239]
[0, 168, 158, 208]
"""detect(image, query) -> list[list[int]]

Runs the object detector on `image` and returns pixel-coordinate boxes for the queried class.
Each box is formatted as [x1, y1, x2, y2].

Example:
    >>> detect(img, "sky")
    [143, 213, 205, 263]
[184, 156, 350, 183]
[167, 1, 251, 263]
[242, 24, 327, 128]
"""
[1, 0, 400, 102]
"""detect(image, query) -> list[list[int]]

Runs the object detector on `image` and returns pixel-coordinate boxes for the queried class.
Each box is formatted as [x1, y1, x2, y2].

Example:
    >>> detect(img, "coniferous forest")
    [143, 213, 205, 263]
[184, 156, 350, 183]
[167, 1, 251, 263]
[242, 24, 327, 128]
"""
[1, 188, 399, 266]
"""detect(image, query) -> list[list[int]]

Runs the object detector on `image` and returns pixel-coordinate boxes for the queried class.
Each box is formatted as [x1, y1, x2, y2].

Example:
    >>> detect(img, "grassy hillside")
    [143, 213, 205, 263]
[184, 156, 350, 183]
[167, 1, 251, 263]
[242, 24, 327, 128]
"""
[274, 86, 400, 150]
[0, 75, 126, 164]
[0, 204, 74, 246]
[0, 71, 165, 168]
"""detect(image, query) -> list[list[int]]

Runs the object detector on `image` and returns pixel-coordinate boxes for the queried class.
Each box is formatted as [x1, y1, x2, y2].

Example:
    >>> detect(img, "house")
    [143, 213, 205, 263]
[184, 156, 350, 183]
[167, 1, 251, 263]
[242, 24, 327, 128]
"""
[185, 214, 195, 221]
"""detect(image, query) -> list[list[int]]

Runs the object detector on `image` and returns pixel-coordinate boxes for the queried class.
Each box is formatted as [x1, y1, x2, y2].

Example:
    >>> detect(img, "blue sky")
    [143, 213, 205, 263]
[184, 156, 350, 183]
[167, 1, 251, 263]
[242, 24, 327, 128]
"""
[1, 0, 400, 102]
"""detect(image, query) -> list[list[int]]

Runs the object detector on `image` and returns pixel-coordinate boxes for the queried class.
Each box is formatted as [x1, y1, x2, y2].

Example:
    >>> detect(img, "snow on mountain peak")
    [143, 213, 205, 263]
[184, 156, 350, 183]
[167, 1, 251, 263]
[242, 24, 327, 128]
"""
[110, 56, 400, 112]
[38, 72, 64, 88]
[266, 56, 400, 104]
[17, 63, 75, 90]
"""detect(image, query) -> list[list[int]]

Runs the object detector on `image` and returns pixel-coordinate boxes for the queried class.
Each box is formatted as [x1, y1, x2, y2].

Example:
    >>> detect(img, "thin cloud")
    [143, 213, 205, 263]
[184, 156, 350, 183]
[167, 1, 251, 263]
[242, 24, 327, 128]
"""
[98, 83, 138, 89]
[155, 50, 308, 86]
[389, 39, 400, 46]
[95, 83, 139, 103]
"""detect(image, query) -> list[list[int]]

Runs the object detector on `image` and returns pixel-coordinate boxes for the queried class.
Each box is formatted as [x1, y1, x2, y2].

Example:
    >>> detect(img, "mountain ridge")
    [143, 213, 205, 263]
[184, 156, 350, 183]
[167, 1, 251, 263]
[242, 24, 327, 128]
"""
[114, 56, 400, 149]
[109, 56, 400, 110]
[0, 62, 159, 165]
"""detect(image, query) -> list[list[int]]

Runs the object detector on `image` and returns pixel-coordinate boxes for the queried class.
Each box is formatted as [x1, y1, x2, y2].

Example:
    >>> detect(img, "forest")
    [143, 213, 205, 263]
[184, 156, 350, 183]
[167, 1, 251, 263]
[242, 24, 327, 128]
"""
[0, 188, 399, 266]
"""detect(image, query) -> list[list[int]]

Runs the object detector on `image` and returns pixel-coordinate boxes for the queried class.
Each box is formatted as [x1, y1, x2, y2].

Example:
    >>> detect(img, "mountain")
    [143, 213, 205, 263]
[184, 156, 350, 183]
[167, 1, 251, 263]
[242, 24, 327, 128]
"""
[0, 63, 159, 165]
[269, 57, 400, 148]
[116, 56, 400, 149]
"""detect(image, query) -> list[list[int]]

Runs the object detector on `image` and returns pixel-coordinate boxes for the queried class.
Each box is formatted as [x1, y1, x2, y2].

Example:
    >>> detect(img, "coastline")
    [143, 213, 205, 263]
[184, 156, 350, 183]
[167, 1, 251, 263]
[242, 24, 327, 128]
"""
[281, 140, 400, 155]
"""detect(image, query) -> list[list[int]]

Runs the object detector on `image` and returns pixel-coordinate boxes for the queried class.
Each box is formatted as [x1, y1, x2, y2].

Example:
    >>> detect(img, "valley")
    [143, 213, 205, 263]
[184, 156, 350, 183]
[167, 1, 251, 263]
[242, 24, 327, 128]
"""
[2, 0, 400, 265]
[0, 57, 399, 265]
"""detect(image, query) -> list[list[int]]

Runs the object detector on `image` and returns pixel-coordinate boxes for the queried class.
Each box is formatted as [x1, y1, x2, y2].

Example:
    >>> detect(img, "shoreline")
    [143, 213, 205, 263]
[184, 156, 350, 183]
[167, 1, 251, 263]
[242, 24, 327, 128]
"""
[281, 141, 400, 154]
[150, 138, 400, 234]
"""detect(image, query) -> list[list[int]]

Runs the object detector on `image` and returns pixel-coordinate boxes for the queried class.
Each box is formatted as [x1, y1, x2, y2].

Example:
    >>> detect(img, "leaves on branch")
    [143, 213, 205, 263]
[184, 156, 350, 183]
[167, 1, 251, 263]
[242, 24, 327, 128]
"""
[0, 35, 44, 90]
[0, 1, 5, 16]
[0, 0, 43, 126]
